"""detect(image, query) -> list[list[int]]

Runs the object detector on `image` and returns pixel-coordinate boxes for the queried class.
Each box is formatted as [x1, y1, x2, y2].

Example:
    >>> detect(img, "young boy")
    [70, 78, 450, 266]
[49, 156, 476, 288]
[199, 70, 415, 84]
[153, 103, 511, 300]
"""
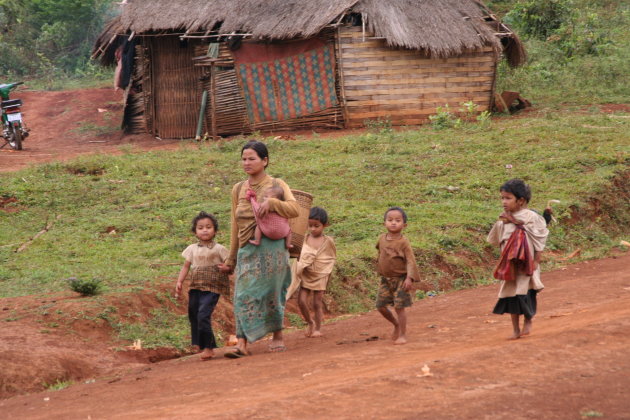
[295, 207, 337, 338]
[376, 207, 421, 345]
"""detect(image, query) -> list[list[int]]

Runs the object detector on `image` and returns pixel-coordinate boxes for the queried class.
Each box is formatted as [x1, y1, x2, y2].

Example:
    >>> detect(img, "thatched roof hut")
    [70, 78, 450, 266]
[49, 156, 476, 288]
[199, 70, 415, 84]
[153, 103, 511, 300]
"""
[94, 0, 525, 138]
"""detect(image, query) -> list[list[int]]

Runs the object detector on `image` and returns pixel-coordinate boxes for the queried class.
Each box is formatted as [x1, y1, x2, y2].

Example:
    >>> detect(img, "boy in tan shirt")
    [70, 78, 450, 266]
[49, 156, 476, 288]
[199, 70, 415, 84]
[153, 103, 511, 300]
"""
[376, 207, 421, 345]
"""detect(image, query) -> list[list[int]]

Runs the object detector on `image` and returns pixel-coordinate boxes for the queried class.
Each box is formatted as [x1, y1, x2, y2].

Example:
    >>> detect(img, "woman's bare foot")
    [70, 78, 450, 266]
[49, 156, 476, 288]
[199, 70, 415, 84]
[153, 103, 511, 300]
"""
[305, 321, 314, 337]
[392, 324, 400, 341]
[310, 330, 323, 338]
[200, 348, 215, 360]
[394, 335, 407, 345]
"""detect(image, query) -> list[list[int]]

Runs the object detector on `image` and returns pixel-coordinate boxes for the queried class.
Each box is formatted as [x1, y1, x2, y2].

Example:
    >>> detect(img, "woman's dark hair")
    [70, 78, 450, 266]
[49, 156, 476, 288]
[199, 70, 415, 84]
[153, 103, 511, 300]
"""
[384, 206, 407, 223]
[309, 206, 329, 224]
[241, 140, 269, 168]
[500, 179, 532, 203]
[191, 211, 219, 233]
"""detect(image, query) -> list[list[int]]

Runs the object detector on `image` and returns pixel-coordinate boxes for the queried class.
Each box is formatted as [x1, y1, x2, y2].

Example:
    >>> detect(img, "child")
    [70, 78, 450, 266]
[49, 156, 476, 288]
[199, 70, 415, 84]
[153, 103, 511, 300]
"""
[247, 185, 292, 249]
[296, 207, 337, 338]
[487, 179, 549, 340]
[175, 211, 230, 360]
[376, 207, 421, 345]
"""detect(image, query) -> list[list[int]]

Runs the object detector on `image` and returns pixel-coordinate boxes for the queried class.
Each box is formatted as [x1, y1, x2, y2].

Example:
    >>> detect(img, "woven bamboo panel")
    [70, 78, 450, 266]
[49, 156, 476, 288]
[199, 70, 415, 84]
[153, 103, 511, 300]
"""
[192, 37, 344, 135]
[202, 67, 251, 136]
[149, 37, 204, 139]
[338, 25, 497, 128]
[123, 43, 148, 134]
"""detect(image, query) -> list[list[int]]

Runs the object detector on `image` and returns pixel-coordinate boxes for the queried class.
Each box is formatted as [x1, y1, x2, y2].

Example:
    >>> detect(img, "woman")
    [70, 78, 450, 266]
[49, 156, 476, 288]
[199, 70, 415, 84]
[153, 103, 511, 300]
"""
[223, 140, 299, 357]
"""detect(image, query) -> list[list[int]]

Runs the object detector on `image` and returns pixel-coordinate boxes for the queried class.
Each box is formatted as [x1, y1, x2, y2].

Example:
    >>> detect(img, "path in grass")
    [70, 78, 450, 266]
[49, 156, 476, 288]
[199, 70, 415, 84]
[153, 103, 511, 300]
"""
[2, 253, 629, 419]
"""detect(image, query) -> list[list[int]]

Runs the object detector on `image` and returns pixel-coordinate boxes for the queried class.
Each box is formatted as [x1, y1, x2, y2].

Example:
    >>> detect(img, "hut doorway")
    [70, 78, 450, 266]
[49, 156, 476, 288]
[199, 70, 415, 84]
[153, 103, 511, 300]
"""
[147, 37, 203, 138]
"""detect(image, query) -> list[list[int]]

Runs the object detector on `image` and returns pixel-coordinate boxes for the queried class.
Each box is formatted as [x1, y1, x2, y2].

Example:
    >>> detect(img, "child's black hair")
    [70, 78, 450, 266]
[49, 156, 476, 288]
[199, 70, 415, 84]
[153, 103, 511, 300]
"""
[309, 206, 329, 224]
[191, 211, 219, 233]
[500, 179, 532, 203]
[384, 206, 407, 223]
[267, 185, 285, 201]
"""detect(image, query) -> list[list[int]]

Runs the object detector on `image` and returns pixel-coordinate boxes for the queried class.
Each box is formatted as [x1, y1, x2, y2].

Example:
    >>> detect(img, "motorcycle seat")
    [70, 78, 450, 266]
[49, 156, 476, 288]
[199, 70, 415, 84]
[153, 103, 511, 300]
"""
[1, 99, 22, 109]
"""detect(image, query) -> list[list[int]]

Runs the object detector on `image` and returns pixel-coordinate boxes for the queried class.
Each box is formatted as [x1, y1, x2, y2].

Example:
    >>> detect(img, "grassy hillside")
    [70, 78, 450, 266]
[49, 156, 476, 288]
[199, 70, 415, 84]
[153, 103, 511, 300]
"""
[1, 112, 628, 306]
[491, 0, 630, 105]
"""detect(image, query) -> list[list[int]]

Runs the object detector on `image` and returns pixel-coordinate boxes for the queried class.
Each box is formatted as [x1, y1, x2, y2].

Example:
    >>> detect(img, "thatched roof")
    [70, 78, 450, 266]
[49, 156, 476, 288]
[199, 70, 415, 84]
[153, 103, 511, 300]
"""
[355, 0, 501, 56]
[95, 0, 523, 62]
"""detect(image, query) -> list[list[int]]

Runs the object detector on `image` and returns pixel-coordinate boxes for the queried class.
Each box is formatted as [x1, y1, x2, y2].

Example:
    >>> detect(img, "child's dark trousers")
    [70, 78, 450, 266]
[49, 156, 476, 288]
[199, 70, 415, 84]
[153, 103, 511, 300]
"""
[188, 289, 220, 349]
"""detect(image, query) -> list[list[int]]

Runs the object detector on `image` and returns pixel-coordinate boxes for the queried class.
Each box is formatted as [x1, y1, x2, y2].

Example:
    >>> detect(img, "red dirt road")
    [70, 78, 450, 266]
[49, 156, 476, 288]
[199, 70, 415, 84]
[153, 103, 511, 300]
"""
[0, 87, 181, 172]
[2, 254, 629, 419]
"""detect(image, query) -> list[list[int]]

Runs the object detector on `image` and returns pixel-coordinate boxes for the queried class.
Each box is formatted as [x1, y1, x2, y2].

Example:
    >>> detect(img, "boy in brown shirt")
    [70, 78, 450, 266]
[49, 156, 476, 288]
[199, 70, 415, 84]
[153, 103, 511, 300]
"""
[376, 207, 421, 345]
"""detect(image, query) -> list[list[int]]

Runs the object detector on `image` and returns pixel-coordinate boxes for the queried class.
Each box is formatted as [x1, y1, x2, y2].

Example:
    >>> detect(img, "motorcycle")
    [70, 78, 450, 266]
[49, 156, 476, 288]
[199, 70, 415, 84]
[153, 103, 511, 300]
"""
[1, 81, 29, 150]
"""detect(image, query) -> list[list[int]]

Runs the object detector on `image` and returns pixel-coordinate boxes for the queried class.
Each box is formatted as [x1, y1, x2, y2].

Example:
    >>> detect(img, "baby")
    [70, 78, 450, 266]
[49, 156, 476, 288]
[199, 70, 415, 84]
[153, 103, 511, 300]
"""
[248, 185, 292, 249]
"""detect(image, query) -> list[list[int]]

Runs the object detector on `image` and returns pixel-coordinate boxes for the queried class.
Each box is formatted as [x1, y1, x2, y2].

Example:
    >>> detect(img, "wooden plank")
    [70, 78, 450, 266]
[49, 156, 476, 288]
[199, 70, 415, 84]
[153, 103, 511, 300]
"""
[344, 84, 493, 94]
[346, 93, 491, 102]
[342, 68, 495, 76]
[345, 98, 490, 107]
[341, 56, 496, 66]
[346, 102, 490, 113]
[339, 48, 494, 59]
[341, 61, 495, 71]
[343, 75, 494, 84]
[346, 118, 429, 127]
[346, 107, 489, 120]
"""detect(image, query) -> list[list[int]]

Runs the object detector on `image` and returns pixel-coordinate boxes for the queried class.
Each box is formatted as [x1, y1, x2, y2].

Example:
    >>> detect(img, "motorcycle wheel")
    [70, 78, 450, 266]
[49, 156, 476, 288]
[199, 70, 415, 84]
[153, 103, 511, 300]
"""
[8, 125, 22, 150]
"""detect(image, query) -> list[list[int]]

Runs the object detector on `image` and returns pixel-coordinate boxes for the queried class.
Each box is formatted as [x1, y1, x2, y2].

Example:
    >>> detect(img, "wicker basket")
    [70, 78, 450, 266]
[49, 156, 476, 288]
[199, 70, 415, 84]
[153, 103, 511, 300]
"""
[289, 189, 313, 258]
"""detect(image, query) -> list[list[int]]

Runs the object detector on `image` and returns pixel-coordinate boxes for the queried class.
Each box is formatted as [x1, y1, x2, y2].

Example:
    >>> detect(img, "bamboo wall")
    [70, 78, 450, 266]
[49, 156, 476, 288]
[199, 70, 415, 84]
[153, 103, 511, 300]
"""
[193, 36, 344, 137]
[122, 43, 148, 134]
[195, 43, 251, 136]
[147, 37, 204, 138]
[338, 26, 498, 127]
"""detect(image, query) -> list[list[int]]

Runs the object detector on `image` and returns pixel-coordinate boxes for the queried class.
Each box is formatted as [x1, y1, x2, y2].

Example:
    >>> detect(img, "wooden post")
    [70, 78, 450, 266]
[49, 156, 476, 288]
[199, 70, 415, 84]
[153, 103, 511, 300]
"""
[335, 26, 350, 128]
[210, 63, 218, 139]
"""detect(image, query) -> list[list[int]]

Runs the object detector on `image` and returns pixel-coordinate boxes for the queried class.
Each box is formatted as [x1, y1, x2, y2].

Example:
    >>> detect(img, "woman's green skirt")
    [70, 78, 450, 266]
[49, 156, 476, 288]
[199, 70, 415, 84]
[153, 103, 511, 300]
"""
[234, 236, 291, 343]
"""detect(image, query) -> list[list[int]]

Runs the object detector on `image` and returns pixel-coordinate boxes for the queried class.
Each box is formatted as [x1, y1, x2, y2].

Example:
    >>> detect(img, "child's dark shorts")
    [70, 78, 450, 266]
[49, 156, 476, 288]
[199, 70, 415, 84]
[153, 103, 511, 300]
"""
[375, 276, 412, 309]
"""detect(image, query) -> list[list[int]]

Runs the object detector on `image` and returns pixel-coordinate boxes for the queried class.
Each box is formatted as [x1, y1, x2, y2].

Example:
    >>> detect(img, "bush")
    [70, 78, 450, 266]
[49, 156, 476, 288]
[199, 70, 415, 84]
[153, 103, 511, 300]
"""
[68, 277, 102, 296]
[504, 0, 573, 39]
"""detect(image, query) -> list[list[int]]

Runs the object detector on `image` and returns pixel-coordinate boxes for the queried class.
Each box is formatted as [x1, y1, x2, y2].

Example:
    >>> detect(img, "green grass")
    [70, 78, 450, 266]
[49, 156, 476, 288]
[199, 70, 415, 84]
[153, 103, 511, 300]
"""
[494, 0, 630, 106]
[44, 379, 73, 391]
[0, 111, 628, 305]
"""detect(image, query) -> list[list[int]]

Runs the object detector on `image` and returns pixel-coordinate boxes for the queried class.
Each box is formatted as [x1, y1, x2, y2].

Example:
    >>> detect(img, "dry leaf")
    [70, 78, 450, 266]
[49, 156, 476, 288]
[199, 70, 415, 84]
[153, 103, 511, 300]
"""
[417, 364, 434, 377]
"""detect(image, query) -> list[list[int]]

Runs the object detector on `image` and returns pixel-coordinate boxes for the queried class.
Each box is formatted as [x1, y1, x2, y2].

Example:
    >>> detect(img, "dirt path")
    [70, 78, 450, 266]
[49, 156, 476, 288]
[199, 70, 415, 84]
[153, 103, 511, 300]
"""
[0, 87, 182, 173]
[2, 254, 629, 419]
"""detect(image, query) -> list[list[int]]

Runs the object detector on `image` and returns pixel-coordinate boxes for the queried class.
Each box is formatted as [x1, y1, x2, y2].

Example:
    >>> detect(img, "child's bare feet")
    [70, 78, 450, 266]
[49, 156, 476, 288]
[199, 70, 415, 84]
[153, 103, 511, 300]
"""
[310, 330, 323, 338]
[391, 324, 400, 341]
[521, 318, 532, 336]
[200, 348, 215, 360]
[394, 335, 407, 345]
[249, 239, 260, 246]
[305, 321, 314, 337]
[508, 330, 521, 340]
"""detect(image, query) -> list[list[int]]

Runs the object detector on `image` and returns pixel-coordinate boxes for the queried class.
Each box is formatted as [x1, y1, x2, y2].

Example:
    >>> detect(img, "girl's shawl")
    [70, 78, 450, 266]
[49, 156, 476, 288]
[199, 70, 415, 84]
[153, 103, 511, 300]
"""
[246, 187, 290, 240]
[487, 209, 549, 282]
[493, 225, 535, 281]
